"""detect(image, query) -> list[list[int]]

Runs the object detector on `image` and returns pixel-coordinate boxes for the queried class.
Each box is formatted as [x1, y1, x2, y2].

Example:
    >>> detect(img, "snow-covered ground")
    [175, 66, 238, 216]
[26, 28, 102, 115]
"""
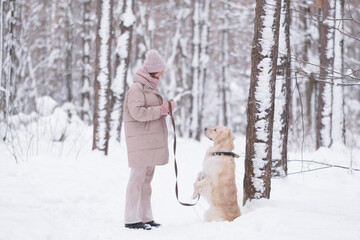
[1, 107, 360, 240]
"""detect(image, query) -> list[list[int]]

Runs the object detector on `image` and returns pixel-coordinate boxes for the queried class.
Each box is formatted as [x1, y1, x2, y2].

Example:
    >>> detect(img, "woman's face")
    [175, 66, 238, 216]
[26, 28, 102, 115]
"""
[152, 72, 163, 79]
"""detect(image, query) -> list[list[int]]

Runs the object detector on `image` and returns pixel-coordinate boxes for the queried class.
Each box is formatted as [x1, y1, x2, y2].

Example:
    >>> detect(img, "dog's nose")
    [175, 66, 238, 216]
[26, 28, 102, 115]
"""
[204, 128, 207, 131]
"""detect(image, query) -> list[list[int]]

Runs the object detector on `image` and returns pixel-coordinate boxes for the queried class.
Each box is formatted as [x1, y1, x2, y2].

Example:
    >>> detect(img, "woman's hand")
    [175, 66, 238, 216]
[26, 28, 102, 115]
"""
[160, 99, 176, 115]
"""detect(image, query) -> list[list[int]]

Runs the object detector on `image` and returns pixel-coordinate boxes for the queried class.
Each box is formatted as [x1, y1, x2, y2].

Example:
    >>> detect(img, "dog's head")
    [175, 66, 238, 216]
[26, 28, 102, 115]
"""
[204, 126, 235, 151]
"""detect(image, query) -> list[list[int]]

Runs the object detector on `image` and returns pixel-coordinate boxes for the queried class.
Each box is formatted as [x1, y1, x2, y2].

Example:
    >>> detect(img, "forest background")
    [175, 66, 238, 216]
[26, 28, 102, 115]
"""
[0, 0, 359, 174]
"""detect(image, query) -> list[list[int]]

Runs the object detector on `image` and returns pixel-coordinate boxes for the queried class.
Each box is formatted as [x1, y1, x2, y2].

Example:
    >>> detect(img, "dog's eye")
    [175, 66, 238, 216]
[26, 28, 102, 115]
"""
[214, 128, 217, 132]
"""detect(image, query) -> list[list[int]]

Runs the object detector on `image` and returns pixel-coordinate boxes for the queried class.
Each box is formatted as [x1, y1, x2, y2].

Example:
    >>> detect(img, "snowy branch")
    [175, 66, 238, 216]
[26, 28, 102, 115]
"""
[292, 54, 360, 84]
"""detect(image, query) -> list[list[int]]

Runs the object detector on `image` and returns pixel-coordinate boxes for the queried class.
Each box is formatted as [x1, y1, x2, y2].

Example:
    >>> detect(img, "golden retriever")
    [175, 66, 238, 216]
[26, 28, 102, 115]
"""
[192, 126, 241, 222]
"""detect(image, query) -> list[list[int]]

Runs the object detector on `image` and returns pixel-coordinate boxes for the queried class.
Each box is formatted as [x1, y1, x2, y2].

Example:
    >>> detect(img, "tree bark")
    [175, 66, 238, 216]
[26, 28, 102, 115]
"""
[272, 0, 291, 177]
[81, 0, 92, 123]
[1, 0, 16, 133]
[331, 0, 345, 145]
[189, 0, 200, 140]
[93, 0, 113, 155]
[219, 0, 230, 127]
[111, 0, 135, 142]
[166, 3, 191, 138]
[0, 0, 3, 122]
[196, 0, 211, 140]
[243, 0, 281, 204]
[190, 0, 211, 141]
[65, 0, 73, 105]
[316, 0, 334, 149]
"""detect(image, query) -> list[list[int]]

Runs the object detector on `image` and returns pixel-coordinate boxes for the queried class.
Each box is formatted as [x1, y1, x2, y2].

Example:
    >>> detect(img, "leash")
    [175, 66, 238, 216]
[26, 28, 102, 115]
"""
[168, 101, 200, 207]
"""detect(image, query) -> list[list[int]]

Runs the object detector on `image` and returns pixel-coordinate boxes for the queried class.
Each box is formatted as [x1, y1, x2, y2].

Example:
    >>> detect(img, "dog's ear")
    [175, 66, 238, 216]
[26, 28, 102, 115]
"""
[216, 128, 231, 143]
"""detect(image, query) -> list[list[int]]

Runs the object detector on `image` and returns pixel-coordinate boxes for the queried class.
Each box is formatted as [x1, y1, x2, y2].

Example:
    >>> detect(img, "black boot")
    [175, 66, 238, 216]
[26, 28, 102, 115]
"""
[145, 221, 161, 228]
[124, 222, 151, 230]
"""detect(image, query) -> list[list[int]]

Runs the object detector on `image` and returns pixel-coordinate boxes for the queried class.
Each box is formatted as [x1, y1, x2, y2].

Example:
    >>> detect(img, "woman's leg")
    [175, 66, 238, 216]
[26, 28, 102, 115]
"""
[124, 167, 147, 224]
[140, 166, 155, 223]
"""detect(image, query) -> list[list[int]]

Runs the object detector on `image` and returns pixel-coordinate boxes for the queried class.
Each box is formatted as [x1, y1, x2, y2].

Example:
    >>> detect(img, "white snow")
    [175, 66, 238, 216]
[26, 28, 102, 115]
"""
[1, 110, 359, 240]
[81, 76, 91, 94]
[116, 32, 130, 59]
[112, 30, 129, 95]
[272, 76, 285, 159]
[36, 96, 57, 116]
[121, 0, 135, 28]
[112, 62, 126, 94]
[320, 83, 333, 147]
[84, 41, 90, 56]
[148, 17, 155, 32]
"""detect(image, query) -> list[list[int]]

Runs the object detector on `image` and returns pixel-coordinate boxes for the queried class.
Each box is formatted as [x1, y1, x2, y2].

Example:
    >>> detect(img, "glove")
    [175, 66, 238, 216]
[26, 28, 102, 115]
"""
[160, 99, 176, 115]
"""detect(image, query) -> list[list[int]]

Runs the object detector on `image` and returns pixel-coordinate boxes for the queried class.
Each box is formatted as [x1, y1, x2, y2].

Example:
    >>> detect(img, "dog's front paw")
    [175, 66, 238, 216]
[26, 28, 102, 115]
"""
[192, 192, 200, 199]
[196, 172, 204, 181]
[192, 185, 200, 199]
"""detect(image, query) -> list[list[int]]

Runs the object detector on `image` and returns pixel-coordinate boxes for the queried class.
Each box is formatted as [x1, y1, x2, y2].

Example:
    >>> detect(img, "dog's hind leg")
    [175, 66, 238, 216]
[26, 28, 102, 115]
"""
[204, 207, 225, 222]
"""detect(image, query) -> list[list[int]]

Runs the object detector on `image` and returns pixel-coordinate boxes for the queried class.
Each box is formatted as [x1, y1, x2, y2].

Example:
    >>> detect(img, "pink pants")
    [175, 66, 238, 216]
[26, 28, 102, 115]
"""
[124, 166, 155, 224]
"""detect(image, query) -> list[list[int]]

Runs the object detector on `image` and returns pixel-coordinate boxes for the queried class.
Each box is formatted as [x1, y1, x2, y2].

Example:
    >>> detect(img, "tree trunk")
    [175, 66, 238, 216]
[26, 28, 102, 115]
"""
[167, 3, 191, 138]
[93, 0, 113, 155]
[272, 0, 291, 177]
[81, 0, 92, 123]
[190, 0, 211, 141]
[1, 0, 16, 137]
[243, 0, 281, 204]
[219, 0, 230, 127]
[301, 4, 314, 130]
[134, 1, 149, 69]
[111, 0, 135, 142]
[316, 0, 334, 149]
[331, 0, 345, 145]
[9, 0, 16, 114]
[189, 0, 200, 140]
[196, 0, 211, 140]
[0, 0, 5, 121]
[65, 0, 73, 105]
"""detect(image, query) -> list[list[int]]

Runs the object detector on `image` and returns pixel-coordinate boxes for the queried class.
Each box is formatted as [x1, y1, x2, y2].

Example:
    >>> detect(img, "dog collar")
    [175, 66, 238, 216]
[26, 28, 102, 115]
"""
[212, 152, 240, 158]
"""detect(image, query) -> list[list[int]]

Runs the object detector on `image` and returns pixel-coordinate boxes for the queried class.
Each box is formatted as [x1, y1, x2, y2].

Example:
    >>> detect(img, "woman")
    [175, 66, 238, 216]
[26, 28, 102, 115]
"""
[123, 49, 176, 230]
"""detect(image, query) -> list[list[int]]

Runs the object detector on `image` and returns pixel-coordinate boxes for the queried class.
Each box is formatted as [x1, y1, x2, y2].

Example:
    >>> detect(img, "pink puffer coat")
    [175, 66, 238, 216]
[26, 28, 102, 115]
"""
[123, 74, 169, 168]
